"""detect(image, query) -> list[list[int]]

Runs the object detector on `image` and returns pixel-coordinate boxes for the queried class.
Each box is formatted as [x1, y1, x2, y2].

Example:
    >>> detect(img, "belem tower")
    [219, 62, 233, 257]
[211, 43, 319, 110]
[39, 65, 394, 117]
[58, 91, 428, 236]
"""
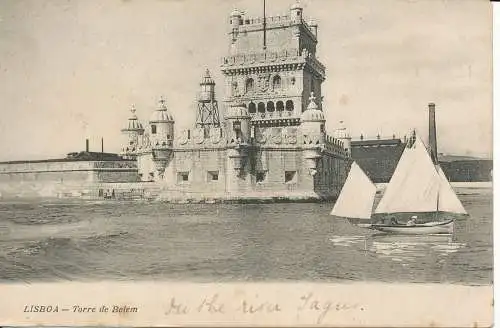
[0, 3, 352, 202]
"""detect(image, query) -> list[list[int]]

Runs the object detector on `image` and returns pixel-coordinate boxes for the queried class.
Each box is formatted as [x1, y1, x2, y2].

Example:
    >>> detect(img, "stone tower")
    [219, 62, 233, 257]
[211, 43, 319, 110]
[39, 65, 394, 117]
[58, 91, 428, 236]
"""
[120, 105, 144, 159]
[221, 3, 325, 128]
[148, 97, 175, 179]
[334, 120, 352, 156]
[195, 69, 221, 132]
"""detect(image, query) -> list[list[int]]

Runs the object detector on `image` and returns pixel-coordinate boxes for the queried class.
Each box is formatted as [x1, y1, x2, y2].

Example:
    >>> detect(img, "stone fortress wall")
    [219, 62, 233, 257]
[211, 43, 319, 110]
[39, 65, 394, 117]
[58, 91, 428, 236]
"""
[0, 157, 139, 199]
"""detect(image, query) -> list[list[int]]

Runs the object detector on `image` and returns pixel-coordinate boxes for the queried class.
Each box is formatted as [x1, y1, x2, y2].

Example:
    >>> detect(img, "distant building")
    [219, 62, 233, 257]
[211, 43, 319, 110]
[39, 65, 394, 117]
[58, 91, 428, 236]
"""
[438, 155, 493, 182]
[350, 135, 406, 183]
[351, 135, 492, 183]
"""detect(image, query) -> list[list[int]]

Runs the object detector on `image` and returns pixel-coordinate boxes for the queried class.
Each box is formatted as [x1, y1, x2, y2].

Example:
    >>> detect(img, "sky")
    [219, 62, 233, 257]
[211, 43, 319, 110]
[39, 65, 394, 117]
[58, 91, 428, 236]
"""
[0, 0, 493, 161]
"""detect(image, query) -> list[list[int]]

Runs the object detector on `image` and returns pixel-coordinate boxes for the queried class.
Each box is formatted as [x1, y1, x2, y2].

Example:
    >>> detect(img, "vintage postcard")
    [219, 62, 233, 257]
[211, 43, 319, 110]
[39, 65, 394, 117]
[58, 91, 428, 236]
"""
[0, 0, 494, 326]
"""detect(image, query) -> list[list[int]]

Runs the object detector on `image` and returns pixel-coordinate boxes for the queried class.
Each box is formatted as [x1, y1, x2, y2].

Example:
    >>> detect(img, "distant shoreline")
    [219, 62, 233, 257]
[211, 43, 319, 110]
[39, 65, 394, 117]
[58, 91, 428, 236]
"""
[376, 181, 492, 190]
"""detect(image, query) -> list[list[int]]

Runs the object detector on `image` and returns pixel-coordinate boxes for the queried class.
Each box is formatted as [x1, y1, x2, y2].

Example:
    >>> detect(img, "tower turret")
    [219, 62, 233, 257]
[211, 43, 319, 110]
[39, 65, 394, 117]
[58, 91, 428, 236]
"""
[230, 8, 242, 45]
[300, 93, 325, 176]
[334, 120, 351, 156]
[225, 102, 251, 176]
[300, 92, 326, 142]
[290, 2, 303, 24]
[149, 97, 174, 147]
[149, 97, 175, 179]
[196, 69, 221, 132]
[120, 105, 144, 159]
[224, 101, 251, 144]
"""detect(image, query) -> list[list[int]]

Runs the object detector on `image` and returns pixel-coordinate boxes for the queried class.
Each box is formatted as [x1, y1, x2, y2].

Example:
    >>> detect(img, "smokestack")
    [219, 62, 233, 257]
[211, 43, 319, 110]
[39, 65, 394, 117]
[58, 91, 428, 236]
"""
[85, 138, 89, 152]
[428, 102, 438, 164]
[101, 137, 104, 153]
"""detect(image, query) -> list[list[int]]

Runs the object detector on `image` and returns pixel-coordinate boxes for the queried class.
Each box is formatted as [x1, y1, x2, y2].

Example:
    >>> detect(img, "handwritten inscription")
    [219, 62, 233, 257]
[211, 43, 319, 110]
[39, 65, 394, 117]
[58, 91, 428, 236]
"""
[164, 292, 363, 324]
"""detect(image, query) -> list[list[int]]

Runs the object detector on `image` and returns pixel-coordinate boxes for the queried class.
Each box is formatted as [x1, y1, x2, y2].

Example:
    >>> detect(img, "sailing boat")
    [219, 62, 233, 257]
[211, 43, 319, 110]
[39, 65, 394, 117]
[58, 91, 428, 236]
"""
[331, 133, 468, 235]
[330, 161, 377, 228]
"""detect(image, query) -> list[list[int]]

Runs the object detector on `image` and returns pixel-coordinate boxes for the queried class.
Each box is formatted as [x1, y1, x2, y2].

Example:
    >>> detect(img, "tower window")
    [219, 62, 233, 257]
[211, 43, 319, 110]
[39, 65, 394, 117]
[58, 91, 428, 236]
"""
[272, 75, 281, 90]
[177, 171, 189, 182]
[276, 101, 284, 111]
[256, 171, 266, 183]
[248, 102, 256, 113]
[208, 171, 219, 181]
[285, 100, 294, 111]
[151, 125, 157, 134]
[285, 171, 297, 183]
[246, 78, 254, 93]
[258, 102, 265, 113]
[266, 101, 275, 112]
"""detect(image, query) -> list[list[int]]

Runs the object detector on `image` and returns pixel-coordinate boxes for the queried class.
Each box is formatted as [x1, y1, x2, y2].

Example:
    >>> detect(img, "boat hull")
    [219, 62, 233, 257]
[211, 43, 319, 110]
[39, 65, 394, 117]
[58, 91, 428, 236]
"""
[368, 219, 454, 235]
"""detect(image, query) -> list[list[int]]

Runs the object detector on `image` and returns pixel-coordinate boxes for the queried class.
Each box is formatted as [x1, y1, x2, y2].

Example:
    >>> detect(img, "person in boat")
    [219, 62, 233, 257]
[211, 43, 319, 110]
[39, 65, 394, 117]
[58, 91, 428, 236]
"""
[389, 217, 399, 225]
[407, 216, 417, 226]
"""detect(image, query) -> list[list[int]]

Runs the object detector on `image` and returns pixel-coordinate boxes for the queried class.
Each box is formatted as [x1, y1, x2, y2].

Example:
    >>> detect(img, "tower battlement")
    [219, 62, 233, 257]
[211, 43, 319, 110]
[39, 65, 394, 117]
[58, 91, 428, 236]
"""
[221, 48, 325, 77]
[223, 3, 326, 126]
[230, 14, 317, 40]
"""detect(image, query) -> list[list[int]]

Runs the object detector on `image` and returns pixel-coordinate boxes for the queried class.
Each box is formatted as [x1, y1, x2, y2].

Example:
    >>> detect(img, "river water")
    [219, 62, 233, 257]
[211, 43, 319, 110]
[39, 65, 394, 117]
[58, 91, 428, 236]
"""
[0, 187, 492, 284]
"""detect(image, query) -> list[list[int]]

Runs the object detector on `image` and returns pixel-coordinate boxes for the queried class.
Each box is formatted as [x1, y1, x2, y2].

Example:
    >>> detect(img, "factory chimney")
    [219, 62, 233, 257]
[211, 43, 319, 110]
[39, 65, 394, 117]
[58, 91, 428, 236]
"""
[428, 102, 438, 165]
[85, 138, 90, 152]
[101, 137, 104, 153]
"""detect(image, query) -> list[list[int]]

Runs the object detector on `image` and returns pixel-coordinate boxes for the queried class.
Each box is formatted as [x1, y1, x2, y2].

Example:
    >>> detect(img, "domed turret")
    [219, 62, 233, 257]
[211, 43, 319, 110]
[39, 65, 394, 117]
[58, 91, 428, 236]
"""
[230, 8, 242, 29]
[290, 1, 303, 23]
[300, 93, 326, 145]
[301, 93, 325, 122]
[334, 121, 350, 139]
[123, 105, 144, 132]
[149, 97, 175, 147]
[291, 2, 302, 10]
[150, 97, 174, 123]
[120, 105, 145, 158]
[334, 121, 352, 156]
[300, 94, 325, 176]
[225, 101, 251, 144]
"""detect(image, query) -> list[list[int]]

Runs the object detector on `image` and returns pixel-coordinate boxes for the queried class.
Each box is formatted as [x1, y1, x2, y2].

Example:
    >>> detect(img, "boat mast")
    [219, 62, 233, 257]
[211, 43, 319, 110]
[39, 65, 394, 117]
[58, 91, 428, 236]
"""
[435, 191, 439, 219]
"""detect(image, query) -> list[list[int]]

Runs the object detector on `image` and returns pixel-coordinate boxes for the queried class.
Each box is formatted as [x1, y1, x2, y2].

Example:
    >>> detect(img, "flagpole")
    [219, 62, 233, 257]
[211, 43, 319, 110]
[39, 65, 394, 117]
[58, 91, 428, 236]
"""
[263, 0, 266, 50]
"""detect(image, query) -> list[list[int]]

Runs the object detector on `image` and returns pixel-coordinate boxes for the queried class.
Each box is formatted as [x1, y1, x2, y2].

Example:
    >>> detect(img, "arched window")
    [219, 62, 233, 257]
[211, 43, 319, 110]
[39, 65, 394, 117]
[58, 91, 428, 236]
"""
[151, 125, 157, 134]
[266, 101, 275, 112]
[248, 102, 256, 113]
[285, 100, 294, 111]
[276, 101, 284, 111]
[257, 102, 265, 113]
[272, 75, 281, 90]
[246, 78, 254, 93]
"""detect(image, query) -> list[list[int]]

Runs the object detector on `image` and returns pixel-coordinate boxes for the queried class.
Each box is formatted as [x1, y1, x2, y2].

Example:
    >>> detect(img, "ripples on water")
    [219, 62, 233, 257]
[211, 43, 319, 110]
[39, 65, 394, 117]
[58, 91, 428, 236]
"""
[0, 188, 492, 284]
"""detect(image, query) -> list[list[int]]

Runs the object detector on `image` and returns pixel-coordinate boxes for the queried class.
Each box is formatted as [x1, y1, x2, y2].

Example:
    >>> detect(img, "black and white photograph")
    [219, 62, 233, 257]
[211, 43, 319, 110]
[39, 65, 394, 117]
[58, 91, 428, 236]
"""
[0, 0, 494, 326]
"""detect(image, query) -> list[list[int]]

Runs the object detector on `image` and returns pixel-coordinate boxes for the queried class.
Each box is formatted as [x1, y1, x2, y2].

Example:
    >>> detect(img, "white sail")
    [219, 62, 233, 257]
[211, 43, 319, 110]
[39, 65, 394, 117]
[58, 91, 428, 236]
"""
[374, 136, 441, 214]
[330, 161, 376, 219]
[436, 165, 468, 214]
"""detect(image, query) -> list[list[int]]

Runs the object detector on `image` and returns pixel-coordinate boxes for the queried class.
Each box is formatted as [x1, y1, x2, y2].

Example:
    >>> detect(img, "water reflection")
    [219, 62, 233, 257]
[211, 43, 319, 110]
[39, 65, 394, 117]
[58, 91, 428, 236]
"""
[330, 233, 466, 264]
